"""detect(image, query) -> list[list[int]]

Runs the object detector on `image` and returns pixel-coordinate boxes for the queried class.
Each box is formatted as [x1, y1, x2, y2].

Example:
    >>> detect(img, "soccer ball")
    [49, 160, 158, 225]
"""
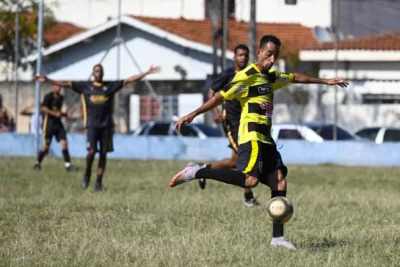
[266, 197, 294, 224]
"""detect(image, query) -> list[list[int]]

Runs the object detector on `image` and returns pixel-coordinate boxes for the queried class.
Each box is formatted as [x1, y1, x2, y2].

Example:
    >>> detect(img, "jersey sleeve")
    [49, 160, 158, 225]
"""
[41, 93, 52, 108]
[273, 70, 294, 91]
[107, 80, 125, 94]
[219, 72, 248, 100]
[210, 71, 231, 92]
[71, 82, 89, 94]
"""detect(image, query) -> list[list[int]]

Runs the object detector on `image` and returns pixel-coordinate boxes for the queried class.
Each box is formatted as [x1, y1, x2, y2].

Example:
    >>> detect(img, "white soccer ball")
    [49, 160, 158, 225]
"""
[266, 196, 294, 224]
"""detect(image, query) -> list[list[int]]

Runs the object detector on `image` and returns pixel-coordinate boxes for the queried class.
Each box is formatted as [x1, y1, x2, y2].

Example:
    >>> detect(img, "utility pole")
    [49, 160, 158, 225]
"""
[14, 1, 20, 132]
[333, 0, 341, 141]
[248, 0, 257, 63]
[209, 0, 220, 77]
[222, 0, 228, 69]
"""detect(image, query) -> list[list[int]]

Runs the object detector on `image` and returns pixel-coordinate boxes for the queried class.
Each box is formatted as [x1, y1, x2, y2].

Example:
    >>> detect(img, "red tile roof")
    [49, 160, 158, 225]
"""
[133, 16, 318, 57]
[43, 22, 86, 45]
[304, 29, 400, 50]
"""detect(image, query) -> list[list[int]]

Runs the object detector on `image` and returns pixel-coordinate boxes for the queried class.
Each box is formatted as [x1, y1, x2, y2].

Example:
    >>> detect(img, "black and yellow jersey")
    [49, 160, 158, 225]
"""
[220, 64, 293, 145]
[71, 81, 125, 128]
[41, 92, 64, 127]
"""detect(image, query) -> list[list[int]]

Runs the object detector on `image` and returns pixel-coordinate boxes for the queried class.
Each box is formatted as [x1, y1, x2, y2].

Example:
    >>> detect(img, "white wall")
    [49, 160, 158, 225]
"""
[235, 0, 332, 27]
[50, 0, 205, 28]
[319, 61, 400, 80]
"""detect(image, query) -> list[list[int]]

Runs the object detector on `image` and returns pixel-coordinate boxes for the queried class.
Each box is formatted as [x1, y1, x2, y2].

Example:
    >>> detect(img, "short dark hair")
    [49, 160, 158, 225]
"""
[259, 35, 281, 49]
[93, 64, 103, 70]
[234, 44, 249, 55]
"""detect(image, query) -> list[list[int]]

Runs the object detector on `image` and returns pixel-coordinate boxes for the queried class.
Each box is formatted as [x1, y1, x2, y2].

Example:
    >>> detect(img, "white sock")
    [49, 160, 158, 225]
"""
[65, 162, 71, 168]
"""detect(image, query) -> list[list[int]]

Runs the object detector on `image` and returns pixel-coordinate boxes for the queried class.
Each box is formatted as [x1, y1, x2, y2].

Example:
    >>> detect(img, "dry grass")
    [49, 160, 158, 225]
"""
[0, 157, 399, 267]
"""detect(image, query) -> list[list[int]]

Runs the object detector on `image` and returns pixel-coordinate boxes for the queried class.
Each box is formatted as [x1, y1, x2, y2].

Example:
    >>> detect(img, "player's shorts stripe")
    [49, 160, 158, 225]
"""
[244, 140, 258, 174]
[226, 125, 238, 152]
[80, 94, 87, 127]
[42, 114, 48, 144]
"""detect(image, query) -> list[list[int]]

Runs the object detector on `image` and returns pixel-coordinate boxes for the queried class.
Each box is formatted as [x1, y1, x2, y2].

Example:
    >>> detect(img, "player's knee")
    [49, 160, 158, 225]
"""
[88, 150, 96, 157]
[41, 145, 49, 153]
[228, 158, 237, 169]
[277, 175, 287, 190]
[245, 175, 259, 188]
[60, 140, 68, 149]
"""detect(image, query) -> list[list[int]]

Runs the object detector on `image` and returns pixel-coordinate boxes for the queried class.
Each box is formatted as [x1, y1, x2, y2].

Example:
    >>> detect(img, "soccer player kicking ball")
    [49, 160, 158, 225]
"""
[34, 85, 78, 172]
[200, 44, 288, 208]
[37, 64, 160, 190]
[170, 35, 349, 249]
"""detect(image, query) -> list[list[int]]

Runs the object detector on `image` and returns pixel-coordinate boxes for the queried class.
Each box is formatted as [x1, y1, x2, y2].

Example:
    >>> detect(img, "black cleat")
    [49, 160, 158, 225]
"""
[33, 163, 41, 171]
[81, 176, 90, 189]
[66, 165, 79, 172]
[95, 182, 104, 191]
[198, 178, 206, 190]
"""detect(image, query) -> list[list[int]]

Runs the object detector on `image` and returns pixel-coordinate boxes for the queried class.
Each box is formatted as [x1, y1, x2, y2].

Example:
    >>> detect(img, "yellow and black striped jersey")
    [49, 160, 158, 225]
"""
[220, 64, 293, 145]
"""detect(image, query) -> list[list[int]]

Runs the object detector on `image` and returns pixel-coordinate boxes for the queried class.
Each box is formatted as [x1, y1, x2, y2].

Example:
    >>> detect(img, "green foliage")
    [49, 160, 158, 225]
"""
[0, 0, 56, 66]
[1, 157, 400, 266]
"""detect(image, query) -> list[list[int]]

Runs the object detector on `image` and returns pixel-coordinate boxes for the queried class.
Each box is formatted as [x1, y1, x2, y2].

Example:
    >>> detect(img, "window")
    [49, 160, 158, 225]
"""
[180, 125, 198, 137]
[205, 0, 235, 19]
[309, 125, 355, 140]
[355, 128, 380, 141]
[278, 129, 304, 140]
[147, 123, 170, 136]
[383, 129, 400, 142]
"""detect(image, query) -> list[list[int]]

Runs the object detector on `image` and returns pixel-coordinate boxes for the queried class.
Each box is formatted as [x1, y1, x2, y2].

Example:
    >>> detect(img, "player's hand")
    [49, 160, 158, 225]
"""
[213, 112, 224, 124]
[54, 112, 62, 118]
[174, 114, 194, 131]
[36, 74, 48, 82]
[147, 65, 161, 74]
[325, 78, 349, 88]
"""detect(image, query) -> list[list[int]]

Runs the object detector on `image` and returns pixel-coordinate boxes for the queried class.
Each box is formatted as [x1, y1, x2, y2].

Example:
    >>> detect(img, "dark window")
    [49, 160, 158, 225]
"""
[193, 124, 222, 137]
[180, 125, 199, 137]
[362, 94, 400, 104]
[383, 129, 400, 142]
[356, 128, 380, 141]
[148, 123, 170, 136]
[285, 0, 297, 5]
[309, 125, 355, 140]
[278, 129, 304, 140]
[205, 0, 235, 19]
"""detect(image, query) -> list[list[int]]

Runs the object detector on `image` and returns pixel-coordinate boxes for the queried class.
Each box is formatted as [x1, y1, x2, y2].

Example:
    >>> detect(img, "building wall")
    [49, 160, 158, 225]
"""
[41, 24, 233, 81]
[319, 61, 400, 81]
[52, 0, 205, 28]
[51, 0, 331, 28]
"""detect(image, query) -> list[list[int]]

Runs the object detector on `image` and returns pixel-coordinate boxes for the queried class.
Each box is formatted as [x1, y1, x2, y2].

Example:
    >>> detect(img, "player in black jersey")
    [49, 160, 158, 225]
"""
[37, 64, 159, 190]
[33, 85, 78, 172]
[199, 44, 288, 207]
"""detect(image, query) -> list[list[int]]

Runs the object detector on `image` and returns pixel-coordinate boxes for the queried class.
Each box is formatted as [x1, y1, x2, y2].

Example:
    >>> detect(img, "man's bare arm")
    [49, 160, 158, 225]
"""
[208, 89, 223, 123]
[124, 65, 160, 85]
[175, 94, 225, 131]
[40, 106, 62, 118]
[293, 73, 349, 88]
[36, 74, 72, 88]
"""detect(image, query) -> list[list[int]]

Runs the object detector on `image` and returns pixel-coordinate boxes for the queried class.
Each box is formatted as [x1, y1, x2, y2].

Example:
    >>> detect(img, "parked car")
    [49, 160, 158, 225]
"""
[132, 121, 223, 139]
[271, 122, 361, 142]
[355, 127, 400, 143]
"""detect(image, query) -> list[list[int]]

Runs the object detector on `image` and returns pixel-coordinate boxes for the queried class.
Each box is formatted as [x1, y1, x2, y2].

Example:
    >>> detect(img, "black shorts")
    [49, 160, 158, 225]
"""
[43, 125, 66, 145]
[86, 127, 113, 154]
[222, 119, 239, 153]
[236, 141, 288, 182]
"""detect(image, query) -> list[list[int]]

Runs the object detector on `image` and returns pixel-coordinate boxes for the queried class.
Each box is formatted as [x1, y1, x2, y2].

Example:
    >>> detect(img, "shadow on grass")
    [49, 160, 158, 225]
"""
[301, 238, 348, 250]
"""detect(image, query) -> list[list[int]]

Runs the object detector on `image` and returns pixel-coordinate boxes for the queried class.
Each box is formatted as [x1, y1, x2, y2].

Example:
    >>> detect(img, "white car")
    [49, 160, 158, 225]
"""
[271, 123, 360, 142]
[355, 127, 400, 143]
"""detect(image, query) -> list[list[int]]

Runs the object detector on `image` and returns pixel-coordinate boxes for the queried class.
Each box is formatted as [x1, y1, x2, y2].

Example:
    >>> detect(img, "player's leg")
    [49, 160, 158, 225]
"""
[264, 148, 295, 249]
[82, 127, 97, 189]
[170, 140, 261, 189]
[34, 127, 52, 170]
[95, 127, 113, 190]
[57, 127, 78, 172]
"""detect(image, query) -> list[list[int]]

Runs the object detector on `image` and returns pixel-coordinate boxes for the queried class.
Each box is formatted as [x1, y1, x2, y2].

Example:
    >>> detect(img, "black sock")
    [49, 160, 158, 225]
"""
[195, 168, 246, 188]
[62, 149, 71, 164]
[244, 191, 254, 200]
[96, 174, 103, 184]
[37, 151, 46, 164]
[84, 168, 91, 178]
[272, 190, 287, 238]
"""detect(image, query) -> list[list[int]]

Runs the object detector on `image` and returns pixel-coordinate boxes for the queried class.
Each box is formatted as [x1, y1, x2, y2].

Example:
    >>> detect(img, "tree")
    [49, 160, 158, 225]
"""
[0, 0, 56, 68]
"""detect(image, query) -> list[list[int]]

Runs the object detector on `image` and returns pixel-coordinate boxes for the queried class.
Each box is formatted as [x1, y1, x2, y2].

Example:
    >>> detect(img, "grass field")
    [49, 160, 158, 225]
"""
[0, 157, 399, 267]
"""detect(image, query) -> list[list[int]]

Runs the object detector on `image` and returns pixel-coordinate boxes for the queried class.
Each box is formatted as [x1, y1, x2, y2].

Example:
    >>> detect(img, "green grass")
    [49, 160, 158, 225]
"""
[0, 157, 399, 267]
